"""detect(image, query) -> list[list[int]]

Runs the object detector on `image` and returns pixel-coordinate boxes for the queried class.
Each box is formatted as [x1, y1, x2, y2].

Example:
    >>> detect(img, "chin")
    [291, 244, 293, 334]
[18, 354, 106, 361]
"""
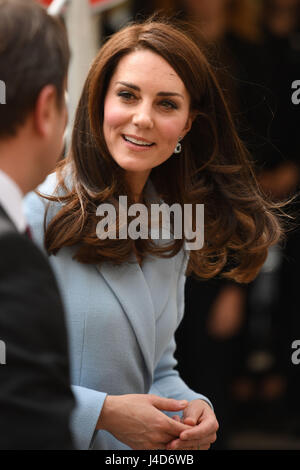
[116, 159, 152, 173]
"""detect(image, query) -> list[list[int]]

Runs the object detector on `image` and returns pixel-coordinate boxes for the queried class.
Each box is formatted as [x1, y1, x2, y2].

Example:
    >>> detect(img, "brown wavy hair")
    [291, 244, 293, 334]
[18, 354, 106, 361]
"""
[42, 17, 290, 284]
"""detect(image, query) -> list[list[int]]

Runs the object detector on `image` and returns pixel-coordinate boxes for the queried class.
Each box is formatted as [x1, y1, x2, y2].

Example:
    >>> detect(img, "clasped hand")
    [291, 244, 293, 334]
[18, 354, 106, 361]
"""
[167, 399, 219, 450]
[98, 394, 218, 450]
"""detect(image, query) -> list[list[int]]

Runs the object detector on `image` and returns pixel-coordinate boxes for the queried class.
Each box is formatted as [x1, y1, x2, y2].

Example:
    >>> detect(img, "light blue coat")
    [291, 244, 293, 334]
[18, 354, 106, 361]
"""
[24, 173, 212, 450]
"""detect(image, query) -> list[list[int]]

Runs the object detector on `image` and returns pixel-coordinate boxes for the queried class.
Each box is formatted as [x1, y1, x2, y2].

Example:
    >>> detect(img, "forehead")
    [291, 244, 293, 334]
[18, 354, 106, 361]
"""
[110, 49, 188, 96]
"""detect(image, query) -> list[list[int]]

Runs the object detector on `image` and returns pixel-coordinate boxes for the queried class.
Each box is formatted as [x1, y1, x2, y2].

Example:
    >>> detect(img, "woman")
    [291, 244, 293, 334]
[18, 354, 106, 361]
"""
[158, 0, 273, 449]
[25, 17, 285, 450]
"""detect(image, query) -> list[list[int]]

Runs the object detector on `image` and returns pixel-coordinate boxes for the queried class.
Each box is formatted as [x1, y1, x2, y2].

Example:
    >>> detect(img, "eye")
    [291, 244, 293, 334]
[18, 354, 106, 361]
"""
[159, 100, 178, 110]
[117, 91, 136, 101]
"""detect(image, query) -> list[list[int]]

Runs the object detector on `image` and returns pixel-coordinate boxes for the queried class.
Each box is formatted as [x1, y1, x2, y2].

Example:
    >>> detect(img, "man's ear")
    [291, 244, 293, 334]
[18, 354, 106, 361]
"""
[33, 85, 57, 137]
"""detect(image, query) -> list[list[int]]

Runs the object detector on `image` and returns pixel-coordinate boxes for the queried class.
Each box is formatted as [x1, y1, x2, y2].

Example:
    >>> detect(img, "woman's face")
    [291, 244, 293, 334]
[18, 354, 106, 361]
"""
[103, 49, 193, 181]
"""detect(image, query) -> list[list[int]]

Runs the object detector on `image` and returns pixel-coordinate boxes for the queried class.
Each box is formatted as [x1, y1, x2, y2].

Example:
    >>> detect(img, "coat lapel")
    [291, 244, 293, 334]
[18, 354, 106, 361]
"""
[97, 254, 156, 383]
[141, 252, 176, 322]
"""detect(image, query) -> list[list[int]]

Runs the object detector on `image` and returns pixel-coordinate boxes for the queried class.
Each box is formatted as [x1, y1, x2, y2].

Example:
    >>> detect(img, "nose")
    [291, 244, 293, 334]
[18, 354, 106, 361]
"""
[132, 103, 154, 129]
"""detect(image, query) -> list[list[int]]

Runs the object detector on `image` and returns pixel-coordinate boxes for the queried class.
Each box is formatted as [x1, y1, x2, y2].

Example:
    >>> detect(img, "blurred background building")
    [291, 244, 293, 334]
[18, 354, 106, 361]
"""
[39, 0, 300, 450]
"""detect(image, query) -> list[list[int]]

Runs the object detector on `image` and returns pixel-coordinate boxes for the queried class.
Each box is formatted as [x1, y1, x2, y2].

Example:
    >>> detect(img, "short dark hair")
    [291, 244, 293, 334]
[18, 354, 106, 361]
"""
[0, 0, 70, 137]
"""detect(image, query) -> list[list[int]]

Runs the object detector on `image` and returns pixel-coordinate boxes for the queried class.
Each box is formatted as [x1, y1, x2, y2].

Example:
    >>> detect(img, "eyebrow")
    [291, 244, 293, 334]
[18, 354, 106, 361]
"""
[116, 81, 184, 99]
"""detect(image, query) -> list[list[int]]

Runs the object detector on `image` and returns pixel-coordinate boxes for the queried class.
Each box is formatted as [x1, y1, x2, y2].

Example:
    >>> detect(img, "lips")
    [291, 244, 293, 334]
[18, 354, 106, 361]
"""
[122, 134, 155, 147]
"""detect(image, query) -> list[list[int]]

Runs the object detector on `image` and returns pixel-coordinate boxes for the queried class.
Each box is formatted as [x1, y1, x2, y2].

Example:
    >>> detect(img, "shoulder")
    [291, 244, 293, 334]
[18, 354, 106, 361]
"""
[0, 208, 65, 309]
[0, 210, 29, 256]
[0, 229, 58, 298]
[24, 171, 58, 215]
[0, 206, 46, 266]
[0, 228, 68, 360]
[23, 172, 62, 250]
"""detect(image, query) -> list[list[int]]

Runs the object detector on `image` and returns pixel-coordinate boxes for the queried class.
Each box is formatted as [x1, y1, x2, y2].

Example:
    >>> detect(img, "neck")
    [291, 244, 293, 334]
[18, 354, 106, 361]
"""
[0, 132, 40, 195]
[125, 169, 151, 203]
[0, 164, 25, 196]
[0, 148, 28, 195]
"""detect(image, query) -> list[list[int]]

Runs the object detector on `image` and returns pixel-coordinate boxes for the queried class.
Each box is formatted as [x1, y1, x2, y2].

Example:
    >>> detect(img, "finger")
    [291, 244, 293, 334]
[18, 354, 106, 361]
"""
[183, 404, 203, 424]
[178, 431, 217, 445]
[166, 438, 183, 450]
[166, 416, 192, 436]
[151, 395, 188, 412]
[180, 419, 218, 441]
[180, 426, 217, 443]
[151, 430, 184, 444]
[166, 438, 195, 450]
[183, 417, 196, 426]
[166, 438, 211, 451]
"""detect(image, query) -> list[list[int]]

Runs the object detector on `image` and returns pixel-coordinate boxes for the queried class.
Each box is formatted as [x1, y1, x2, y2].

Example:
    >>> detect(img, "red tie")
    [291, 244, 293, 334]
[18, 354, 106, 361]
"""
[25, 225, 32, 240]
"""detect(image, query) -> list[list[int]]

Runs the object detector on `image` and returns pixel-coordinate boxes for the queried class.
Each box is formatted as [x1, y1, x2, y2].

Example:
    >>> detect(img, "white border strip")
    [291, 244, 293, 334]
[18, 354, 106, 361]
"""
[47, 0, 69, 16]
[90, 0, 127, 14]
[48, 0, 127, 16]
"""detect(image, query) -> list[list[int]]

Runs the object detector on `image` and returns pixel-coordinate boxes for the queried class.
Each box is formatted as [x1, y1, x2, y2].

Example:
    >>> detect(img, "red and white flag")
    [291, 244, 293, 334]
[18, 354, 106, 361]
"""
[37, 0, 127, 14]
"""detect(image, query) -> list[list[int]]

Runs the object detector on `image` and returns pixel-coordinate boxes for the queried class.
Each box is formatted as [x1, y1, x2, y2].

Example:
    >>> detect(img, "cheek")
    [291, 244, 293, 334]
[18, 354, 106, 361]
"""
[104, 98, 128, 131]
[159, 118, 186, 145]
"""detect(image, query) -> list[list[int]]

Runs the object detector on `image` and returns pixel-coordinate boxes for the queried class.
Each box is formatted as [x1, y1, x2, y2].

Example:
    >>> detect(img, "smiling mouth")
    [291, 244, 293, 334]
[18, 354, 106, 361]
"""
[122, 135, 155, 147]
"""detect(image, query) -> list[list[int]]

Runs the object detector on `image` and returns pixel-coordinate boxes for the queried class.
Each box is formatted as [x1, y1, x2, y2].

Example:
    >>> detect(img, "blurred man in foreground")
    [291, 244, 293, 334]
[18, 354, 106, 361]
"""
[0, 0, 75, 449]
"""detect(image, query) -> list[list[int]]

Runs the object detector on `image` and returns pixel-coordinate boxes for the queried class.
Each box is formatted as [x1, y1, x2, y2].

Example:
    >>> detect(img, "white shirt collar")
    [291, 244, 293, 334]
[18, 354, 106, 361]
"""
[0, 169, 27, 233]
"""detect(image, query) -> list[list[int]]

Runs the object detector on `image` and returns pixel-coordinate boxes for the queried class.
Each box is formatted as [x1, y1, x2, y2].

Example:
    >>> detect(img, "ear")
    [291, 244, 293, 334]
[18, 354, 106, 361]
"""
[181, 109, 198, 138]
[33, 85, 58, 137]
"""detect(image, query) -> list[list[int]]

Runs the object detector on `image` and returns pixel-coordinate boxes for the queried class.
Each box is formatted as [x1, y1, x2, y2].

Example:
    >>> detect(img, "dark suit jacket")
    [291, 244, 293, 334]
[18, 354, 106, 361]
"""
[0, 205, 75, 449]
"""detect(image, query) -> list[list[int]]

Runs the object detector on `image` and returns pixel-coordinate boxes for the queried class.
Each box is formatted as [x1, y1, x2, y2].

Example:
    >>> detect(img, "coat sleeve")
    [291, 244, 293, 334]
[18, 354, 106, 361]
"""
[70, 386, 107, 450]
[149, 250, 214, 412]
